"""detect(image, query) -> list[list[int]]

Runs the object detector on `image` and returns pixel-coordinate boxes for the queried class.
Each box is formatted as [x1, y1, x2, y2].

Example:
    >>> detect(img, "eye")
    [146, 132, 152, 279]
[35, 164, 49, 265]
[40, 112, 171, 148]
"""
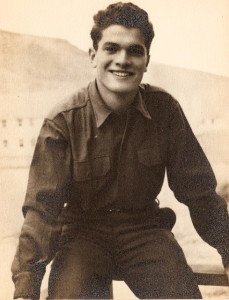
[128, 45, 145, 57]
[104, 45, 118, 54]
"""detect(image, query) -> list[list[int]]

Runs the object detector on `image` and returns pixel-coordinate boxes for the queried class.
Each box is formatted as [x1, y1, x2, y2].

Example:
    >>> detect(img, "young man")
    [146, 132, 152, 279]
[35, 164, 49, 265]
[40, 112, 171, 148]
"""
[12, 2, 229, 299]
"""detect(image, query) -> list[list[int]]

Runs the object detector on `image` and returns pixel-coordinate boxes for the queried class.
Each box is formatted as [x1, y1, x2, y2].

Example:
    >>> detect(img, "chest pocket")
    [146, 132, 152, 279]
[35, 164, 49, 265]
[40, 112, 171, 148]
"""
[71, 156, 111, 211]
[73, 155, 111, 182]
[137, 147, 165, 191]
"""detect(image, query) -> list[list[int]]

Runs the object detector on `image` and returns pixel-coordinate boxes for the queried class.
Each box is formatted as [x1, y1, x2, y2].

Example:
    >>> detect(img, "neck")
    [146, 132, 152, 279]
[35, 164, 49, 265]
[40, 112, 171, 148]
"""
[96, 80, 138, 113]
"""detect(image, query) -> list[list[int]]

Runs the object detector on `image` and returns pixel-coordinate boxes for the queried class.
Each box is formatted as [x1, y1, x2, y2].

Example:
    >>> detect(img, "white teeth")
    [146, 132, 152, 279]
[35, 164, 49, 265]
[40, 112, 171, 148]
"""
[112, 71, 132, 77]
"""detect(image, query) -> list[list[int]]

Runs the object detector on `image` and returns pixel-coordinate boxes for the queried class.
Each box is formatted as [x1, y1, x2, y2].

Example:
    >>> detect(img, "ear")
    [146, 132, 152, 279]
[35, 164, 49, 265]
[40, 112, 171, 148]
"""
[145, 54, 150, 72]
[89, 48, 97, 68]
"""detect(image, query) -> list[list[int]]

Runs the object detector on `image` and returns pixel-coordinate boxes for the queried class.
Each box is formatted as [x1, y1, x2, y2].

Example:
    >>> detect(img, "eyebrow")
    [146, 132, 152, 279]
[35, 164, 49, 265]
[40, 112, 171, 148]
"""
[102, 42, 145, 50]
[103, 42, 119, 48]
[128, 44, 145, 52]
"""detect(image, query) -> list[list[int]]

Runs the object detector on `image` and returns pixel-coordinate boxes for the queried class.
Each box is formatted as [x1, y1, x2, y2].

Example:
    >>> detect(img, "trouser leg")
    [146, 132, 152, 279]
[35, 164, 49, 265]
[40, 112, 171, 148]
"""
[47, 236, 113, 299]
[47, 215, 202, 299]
[117, 226, 202, 299]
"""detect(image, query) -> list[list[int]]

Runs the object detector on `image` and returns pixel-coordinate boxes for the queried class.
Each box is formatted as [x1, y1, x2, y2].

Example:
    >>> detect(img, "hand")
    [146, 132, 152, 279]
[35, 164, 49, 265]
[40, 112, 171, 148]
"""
[225, 265, 229, 285]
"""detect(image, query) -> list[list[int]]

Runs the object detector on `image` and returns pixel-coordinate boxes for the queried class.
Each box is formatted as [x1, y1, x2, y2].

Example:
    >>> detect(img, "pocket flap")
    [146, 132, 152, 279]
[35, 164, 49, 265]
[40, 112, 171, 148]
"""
[74, 156, 110, 181]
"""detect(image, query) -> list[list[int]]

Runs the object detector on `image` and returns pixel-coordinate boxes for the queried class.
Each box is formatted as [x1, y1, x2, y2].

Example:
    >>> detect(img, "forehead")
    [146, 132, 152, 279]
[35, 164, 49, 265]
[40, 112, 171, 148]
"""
[98, 24, 146, 48]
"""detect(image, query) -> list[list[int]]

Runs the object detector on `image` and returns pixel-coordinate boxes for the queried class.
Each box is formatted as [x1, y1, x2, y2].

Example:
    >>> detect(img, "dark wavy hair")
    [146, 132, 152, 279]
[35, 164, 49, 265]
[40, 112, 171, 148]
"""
[90, 2, 154, 53]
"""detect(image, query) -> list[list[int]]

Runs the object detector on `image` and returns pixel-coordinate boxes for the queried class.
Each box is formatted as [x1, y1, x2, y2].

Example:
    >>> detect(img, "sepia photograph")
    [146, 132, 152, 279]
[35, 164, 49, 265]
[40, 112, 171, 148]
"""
[0, 0, 229, 299]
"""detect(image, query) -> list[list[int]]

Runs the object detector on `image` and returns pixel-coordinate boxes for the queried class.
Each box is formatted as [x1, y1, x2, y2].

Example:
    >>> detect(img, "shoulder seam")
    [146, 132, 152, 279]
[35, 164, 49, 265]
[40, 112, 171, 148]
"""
[140, 83, 171, 96]
[46, 87, 89, 120]
[45, 101, 88, 121]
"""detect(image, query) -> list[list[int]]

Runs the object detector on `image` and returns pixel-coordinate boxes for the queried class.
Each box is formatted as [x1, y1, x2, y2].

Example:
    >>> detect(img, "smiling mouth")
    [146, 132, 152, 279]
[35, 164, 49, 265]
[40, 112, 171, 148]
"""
[109, 70, 134, 78]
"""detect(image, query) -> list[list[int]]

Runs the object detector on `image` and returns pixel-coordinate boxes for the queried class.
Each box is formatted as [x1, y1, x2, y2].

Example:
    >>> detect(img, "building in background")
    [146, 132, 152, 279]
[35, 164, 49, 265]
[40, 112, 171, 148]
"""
[0, 117, 43, 168]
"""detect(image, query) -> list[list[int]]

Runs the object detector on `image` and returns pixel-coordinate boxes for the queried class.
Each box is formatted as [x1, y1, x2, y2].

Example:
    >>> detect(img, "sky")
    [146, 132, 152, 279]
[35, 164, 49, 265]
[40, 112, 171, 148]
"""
[0, 0, 228, 77]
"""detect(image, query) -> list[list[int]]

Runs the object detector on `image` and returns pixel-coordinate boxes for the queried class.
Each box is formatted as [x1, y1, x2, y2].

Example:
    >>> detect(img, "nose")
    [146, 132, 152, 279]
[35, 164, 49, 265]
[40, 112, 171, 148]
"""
[114, 50, 130, 67]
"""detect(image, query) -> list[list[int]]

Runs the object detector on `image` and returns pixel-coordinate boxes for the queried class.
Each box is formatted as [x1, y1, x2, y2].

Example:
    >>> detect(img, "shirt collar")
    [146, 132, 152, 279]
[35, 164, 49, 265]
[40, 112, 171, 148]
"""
[133, 88, 152, 121]
[89, 80, 152, 128]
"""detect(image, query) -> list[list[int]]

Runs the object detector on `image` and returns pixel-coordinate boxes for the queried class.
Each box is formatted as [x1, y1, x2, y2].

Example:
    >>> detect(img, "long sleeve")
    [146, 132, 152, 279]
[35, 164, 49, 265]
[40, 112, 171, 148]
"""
[11, 116, 72, 299]
[166, 100, 229, 267]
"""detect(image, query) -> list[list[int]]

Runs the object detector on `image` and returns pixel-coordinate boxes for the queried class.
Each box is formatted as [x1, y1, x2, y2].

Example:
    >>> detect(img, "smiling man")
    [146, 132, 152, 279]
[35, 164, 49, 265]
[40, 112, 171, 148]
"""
[12, 2, 229, 299]
[89, 24, 150, 112]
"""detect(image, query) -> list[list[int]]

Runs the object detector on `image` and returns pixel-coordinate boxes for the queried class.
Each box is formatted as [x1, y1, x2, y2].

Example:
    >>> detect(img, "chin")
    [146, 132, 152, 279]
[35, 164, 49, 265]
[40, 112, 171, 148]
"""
[107, 82, 139, 94]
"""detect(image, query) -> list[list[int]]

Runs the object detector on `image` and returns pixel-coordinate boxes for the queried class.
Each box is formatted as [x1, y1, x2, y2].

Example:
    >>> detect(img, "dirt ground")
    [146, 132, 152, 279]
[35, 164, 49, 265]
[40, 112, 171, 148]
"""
[0, 168, 228, 299]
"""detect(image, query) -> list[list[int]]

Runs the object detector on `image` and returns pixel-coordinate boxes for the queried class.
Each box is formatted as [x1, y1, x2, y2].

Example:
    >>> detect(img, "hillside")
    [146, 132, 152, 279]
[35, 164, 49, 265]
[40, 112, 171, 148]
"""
[0, 30, 91, 90]
[0, 30, 94, 117]
[0, 30, 229, 166]
[1, 30, 229, 124]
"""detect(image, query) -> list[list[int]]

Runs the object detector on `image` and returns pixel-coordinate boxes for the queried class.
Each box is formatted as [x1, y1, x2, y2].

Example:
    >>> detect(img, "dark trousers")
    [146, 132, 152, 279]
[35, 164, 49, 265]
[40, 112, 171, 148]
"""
[47, 212, 202, 299]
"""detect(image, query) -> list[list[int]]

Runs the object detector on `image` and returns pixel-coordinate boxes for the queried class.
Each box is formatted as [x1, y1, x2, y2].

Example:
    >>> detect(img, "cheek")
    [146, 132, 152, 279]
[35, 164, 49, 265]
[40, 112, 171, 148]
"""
[136, 64, 147, 74]
[134, 59, 148, 70]
[96, 54, 112, 70]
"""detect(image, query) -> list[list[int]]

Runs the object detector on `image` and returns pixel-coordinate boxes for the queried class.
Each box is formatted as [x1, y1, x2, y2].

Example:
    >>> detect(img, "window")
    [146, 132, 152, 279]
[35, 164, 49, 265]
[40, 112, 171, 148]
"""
[18, 118, 22, 127]
[2, 120, 6, 127]
[19, 139, 24, 147]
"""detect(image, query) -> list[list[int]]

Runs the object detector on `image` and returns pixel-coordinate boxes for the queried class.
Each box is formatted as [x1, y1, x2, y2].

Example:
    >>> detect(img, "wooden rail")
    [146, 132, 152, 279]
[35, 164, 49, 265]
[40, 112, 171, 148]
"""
[108, 265, 228, 299]
[191, 264, 228, 286]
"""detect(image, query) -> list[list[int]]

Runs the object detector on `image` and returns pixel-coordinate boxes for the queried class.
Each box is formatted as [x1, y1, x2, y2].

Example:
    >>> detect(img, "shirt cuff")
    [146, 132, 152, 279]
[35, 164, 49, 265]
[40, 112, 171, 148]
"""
[13, 270, 44, 299]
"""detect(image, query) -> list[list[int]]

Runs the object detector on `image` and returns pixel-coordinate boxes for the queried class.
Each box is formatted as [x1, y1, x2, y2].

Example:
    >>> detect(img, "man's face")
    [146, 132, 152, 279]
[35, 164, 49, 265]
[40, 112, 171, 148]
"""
[90, 24, 150, 98]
